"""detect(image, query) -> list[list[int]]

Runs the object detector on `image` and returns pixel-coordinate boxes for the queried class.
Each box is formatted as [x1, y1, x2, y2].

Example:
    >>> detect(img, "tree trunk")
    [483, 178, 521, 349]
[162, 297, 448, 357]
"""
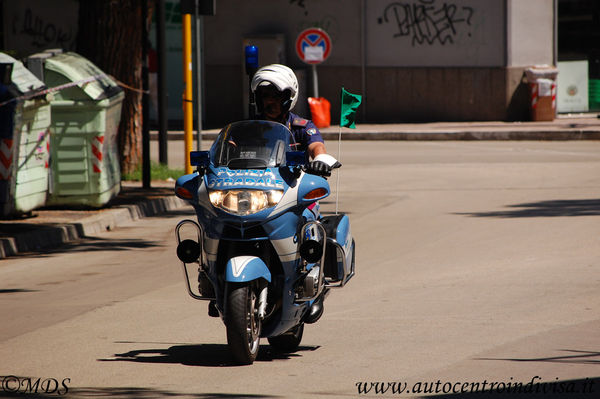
[77, 0, 153, 175]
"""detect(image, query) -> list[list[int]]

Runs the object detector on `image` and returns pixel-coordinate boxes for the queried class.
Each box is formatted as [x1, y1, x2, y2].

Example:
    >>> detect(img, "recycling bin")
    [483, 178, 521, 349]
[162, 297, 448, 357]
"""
[0, 53, 51, 217]
[525, 66, 559, 122]
[40, 52, 125, 207]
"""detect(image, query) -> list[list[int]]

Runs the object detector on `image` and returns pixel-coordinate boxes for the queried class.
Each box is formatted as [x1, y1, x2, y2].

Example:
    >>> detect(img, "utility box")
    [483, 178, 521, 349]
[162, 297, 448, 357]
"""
[0, 53, 51, 217]
[557, 61, 589, 114]
[39, 52, 125, 207]
[525, 66, 559, 121]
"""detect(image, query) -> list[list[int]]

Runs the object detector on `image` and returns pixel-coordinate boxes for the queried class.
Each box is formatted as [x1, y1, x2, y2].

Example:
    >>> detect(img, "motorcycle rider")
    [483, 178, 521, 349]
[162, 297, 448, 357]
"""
[250, 64, 340, 177]
[251, 64, 336, 322]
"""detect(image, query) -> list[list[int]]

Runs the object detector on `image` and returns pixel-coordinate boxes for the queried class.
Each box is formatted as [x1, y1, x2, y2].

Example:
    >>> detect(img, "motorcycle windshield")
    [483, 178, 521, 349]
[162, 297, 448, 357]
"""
[210, 120, 292, 169]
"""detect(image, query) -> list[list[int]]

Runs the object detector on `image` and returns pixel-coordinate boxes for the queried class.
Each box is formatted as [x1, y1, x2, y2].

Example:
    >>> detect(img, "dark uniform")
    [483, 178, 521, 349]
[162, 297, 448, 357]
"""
[285, 112, 324, 152]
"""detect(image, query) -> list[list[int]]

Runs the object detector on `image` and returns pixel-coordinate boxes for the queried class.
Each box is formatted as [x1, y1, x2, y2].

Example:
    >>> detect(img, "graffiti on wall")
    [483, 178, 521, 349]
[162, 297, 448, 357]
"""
[3, 0, 79, 58]
[12, 8, 76, 51]
[377, 0, 475, 46]
[289, 0, 309, 16]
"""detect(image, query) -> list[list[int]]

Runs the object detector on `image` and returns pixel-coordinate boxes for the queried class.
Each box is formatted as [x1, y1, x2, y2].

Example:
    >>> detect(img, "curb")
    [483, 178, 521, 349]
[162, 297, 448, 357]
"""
[321, 130, 600, 141]
[150, 129, 600, 142]
[0, 195, 187, 259]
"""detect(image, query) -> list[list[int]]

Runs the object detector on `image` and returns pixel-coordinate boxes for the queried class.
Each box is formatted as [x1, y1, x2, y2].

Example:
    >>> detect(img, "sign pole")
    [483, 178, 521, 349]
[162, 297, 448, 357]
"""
[312, 64, 319, 98]
[296, 28, 331, 98]
[182, 13, 193, 174]
[194, 3, 203, 152]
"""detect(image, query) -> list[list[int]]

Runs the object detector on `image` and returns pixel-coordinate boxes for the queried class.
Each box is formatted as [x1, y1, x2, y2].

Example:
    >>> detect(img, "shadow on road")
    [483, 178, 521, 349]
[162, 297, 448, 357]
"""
[0, 386, 279, 398]
[70, 390, 279, 398]
[476, 349, 600, 365]
[457, 199, 600, 218]
[13, 236, 164, 260]
[0, 288, 39, 294]
[99, 343, 320, 368]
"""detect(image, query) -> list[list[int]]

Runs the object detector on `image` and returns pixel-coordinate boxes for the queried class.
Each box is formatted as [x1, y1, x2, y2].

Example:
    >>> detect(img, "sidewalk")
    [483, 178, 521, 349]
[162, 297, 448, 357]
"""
[2, 115, 599, 259]
[0, 181, 187, 259]
[151, 114, 600, 141]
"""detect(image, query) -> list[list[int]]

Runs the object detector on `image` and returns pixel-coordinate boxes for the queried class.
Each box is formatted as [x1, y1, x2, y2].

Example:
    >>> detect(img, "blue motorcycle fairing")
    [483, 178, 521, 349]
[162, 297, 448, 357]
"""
[333, 214, 351, 249]
[297, 173, 330, 206]
[193, 166, 330, 225]
[175, 173, 199, 199]
[225, 256, 272, 283]
[263, 211, 301, 240]
[175, 172, 216, 217]
[206, 167, 285, 191]
[200, 166, 296, 224]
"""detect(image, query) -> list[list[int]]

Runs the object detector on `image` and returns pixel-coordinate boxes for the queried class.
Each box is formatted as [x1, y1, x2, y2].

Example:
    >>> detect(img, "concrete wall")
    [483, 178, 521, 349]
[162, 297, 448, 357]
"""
[366, 0, 505, 67]
[1, 0, 556, 124]
[363, 0, 507, 122]
[204, 1, 362, 67]
[203, 0, 362, 125]
[507, 0, 555, 67]
[503, 0, 555, 120]
[2, 0, 79, 58]
[202, 0, 555, 124]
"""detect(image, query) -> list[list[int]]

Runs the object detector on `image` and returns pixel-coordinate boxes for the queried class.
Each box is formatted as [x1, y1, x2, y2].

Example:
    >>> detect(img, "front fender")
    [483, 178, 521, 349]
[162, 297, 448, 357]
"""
[225, 256, 272, 283]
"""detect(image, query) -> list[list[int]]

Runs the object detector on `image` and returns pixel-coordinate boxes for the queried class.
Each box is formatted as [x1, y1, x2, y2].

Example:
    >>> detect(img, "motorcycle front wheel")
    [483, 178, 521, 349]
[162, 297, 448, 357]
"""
[226, 283, 261, 364]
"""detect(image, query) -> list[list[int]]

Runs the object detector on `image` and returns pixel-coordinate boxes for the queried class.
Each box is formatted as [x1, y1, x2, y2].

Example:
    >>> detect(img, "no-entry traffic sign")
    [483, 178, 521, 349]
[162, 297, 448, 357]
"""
[296, 28, 332, 65]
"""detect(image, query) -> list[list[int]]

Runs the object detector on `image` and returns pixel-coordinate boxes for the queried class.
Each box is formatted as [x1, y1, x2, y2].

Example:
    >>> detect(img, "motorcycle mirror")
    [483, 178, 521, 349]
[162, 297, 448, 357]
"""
[190, 151, 210, 168]
[286, 151, 307, 167]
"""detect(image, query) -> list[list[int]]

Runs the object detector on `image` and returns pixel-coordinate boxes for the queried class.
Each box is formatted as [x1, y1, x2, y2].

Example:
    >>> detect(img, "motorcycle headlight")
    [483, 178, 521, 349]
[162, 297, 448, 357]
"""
[209, 189, 284, 215]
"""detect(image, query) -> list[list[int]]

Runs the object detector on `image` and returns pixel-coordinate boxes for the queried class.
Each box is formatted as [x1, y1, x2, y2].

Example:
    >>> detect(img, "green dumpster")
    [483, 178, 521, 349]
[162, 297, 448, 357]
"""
[0, 53, 51, 217]
[43, 52, 124, 207]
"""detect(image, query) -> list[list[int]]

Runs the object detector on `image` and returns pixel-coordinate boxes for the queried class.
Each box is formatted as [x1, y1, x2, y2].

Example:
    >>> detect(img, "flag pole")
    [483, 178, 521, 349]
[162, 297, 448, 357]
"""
[335, 123, 342, 215]
[336, 86, 361, 215]
[335, 87, 345, 215]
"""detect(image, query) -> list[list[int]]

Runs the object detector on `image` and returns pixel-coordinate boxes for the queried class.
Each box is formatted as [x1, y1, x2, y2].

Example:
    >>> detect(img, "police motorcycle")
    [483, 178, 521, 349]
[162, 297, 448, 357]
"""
[174, 120, 355, 364]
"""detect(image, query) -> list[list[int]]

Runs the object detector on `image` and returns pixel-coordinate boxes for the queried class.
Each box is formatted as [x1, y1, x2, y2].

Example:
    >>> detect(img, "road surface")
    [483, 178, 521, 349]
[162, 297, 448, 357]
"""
[2, 141, 600, 398]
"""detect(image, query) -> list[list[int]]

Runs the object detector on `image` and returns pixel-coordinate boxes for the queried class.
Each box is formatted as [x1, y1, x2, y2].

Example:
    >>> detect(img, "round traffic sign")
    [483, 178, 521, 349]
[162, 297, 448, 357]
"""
[295, 28, 332, 65]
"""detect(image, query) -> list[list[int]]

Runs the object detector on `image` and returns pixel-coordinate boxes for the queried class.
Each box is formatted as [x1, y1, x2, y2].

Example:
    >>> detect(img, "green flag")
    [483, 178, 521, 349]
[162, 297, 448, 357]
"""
[340, 87, 362, 129]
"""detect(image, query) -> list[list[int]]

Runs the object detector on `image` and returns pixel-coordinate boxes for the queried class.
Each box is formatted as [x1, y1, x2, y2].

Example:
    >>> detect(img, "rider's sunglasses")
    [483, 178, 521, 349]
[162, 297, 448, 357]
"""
[258, 86, 285, 100]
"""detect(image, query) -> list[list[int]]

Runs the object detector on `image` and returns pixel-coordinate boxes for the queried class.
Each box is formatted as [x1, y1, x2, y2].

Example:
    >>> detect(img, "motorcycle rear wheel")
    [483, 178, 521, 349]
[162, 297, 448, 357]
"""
[267, 323, 304, 352]
[226, 284, 261, 364]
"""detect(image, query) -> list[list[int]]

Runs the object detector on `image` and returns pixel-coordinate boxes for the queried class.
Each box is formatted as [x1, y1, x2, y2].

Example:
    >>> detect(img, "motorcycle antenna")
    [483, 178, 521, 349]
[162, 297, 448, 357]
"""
[335, 123, 342, 215]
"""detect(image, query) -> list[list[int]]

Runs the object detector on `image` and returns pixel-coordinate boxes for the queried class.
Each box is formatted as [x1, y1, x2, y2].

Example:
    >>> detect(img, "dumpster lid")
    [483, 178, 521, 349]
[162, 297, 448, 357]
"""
[44, 52, 122, 101]
[525, 65, 559, 82]
[0, 52, 46, 95]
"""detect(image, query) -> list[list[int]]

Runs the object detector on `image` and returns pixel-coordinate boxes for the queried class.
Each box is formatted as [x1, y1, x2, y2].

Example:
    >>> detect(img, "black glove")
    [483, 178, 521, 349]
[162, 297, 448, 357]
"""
[306, 160, 332, 177]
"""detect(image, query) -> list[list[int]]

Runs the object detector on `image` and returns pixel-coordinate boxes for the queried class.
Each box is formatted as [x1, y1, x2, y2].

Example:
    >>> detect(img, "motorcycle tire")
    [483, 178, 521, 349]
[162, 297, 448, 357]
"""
[225, 284, 261, 364]
[267, 323, 304, 352]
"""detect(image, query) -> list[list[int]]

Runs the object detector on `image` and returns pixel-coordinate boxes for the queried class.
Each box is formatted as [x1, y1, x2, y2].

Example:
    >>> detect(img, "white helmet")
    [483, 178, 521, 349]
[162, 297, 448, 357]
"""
[251, 64, 299, 112]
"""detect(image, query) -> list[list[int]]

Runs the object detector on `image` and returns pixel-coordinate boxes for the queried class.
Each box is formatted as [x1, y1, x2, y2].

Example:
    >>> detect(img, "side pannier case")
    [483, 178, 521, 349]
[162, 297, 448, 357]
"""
[321, 214, 355, 287]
